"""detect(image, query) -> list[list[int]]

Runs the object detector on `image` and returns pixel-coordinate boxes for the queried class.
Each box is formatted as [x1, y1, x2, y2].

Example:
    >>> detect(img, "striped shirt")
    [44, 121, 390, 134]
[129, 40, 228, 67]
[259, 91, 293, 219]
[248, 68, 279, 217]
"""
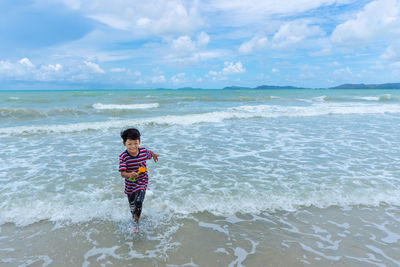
[119, 147, 153, 194]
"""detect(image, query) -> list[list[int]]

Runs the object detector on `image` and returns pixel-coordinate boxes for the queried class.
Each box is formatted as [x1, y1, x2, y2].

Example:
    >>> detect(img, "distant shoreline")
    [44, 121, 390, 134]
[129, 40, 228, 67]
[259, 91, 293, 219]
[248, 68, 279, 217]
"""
[1, 82, 400, 91]
[222, 83, 400, 90]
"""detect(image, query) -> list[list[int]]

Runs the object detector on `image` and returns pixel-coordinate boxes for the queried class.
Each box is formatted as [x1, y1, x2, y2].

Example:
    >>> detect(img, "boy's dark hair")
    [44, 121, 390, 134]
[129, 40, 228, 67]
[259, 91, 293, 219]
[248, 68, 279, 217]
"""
[121, 128, 141, 142]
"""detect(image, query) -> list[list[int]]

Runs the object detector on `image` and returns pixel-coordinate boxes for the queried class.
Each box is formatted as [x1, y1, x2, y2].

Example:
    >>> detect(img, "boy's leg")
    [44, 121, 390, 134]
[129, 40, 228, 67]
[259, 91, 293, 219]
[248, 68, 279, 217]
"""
[127, 190, 146, 233]
[127, 193, 137, 220]
[133, 190, 146, 221]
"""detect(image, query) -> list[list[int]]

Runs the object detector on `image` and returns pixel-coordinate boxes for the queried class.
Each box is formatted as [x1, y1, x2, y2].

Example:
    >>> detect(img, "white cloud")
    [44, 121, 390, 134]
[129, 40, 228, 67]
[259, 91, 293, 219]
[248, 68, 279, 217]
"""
[171, 32, 210, 53]
[84, 61, 105, 73]
[239, 21, 324, 54]
[271, 21, 325, 48]
[381, 44, 400, 62]
[57, 0, 204, 37]
[333, 66, 352, 76]
[52, 0, 350, 43]
[272, 68, 280, 73]
[167, 32, 217, 63]
[171, 72, 187, 83]
[309, 48, 331, 57]
[208, 0, 351, 26]
[0, 58, 38, 79]
[222, 61, 246, 75]
[172, 35, 197, 53]
[151, 75, 166, 83]
[19, 58, 36, 68]
[331, 0, 400, 45]
[0, 57, 108, 82]
[197, 32, 210, 47]
[88, 14, 131, 30]
[239, 36, 268, 54]
[110, 68, 128, 72]
[207, 70, 219, 76]
[137, 17, 151, 26]
[207, 61, 246, 80]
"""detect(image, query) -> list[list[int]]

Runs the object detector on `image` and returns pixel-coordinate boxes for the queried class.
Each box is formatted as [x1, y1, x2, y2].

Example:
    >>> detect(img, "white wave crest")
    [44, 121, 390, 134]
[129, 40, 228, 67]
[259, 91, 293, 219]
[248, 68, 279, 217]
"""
[92, 103, 159, 110]
[1, 187, 400, 227]
[355, 96, 380, 101]
[1, 103, 400, 135]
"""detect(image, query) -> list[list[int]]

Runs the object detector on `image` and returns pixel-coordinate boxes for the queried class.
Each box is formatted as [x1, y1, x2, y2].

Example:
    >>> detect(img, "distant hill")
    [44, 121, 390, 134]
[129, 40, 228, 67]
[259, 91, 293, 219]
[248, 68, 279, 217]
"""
[329, 83, 400, 89]
[176, 87, 204, 90]
[159, 83, 400, 90]
[255, 85, 306, 89]
[223, 85, 305, 90]
[222, 86, 252, 90]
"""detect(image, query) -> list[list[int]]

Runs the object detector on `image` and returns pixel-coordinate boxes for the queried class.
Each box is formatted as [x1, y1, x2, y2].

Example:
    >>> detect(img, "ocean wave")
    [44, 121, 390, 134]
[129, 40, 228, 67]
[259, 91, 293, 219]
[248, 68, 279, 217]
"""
[312, 94, 398, 103]
[92, 103, 159, 110]
[0, 107, 88, 118]
[179, 96, 278, 102]
[6, 97, 20, 101]
[162, 189, 400, 216]
[0, 103, 159, 119]
[1, 187, 399, 227]
[1, 103, 400, 135]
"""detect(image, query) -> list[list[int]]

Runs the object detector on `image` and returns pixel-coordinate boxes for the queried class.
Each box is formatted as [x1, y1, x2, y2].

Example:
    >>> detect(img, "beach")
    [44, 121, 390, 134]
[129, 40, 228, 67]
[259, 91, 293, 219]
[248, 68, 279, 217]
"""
[1, 89, 400, 266]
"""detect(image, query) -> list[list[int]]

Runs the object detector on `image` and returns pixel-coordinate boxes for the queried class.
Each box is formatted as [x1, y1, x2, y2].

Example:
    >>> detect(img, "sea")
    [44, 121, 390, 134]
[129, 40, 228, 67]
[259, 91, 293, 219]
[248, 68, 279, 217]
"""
[1, 89, 400, 266]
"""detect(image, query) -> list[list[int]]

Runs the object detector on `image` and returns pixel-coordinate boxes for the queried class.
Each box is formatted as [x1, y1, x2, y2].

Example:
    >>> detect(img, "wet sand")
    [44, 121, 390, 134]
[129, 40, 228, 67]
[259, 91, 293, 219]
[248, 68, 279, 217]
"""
[1, 205, 400, 266]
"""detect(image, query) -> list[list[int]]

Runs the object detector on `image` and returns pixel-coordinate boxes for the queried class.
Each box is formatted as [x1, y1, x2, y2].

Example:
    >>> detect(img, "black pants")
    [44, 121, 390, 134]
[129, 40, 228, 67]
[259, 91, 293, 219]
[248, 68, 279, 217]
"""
[127, 190, 146, 221]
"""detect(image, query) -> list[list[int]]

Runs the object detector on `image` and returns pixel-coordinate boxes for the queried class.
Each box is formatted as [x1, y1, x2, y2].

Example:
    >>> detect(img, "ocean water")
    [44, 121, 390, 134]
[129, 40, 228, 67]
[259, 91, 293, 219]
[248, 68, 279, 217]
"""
[1, 89, 400, 266]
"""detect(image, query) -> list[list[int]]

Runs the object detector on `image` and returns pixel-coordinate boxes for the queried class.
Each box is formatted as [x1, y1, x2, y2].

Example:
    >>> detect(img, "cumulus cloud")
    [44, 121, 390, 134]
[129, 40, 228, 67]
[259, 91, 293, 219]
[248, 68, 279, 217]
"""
[151, 75, 166, 83]
[56, 0, 204, 37]
[239, 21, 325, 54]
[19, 58, 36, 68]
[208, 0, 351, 25]
[0, 58, 39, 80]
[333, 66, 352, 76]
[171, 72, 187, 83]
[197, 31, 210, 47]
[271, 68, 280, 73]
[167, 32, 218, 63]
[84, 61, 105, 73]
[110, 68, 128, 73]
[239, 36, 268, 54]
[0, 57, 106, 82]
[222, 61, 246, 75]
[381, 44, 400, 62]
[271, 21, 325, 48]
[331, 0, 400, 45]
[309, 48, 331, 57]
[206, 61, 246, 80]
[172, 35, 197, 53]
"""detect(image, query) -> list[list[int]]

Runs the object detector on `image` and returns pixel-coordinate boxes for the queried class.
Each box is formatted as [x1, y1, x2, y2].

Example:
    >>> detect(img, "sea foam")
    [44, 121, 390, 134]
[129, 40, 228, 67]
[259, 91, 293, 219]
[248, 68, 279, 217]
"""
[1, 103, 400, 135]
[1, 185, 400, 227]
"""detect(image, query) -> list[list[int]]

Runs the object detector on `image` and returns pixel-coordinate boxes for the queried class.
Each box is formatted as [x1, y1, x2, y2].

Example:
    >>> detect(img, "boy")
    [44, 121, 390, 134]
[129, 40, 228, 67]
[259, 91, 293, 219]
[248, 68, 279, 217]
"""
[119, 128, 158, 233]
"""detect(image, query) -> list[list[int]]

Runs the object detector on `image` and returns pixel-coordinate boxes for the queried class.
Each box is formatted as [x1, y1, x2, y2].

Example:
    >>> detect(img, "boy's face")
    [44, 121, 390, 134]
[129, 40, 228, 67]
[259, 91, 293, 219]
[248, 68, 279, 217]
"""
[124, 138, 140, 155]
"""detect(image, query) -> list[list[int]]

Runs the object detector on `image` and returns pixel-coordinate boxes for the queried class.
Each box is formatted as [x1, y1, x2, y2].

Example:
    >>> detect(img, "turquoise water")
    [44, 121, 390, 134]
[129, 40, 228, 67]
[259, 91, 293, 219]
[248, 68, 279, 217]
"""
[1, 89, 400, 266]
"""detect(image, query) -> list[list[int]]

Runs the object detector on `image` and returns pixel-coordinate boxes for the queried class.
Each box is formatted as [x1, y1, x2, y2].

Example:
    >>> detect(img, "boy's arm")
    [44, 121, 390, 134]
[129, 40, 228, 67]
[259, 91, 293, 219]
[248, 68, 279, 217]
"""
[150, 151, 159, 162]
[120, 171, 138, 179]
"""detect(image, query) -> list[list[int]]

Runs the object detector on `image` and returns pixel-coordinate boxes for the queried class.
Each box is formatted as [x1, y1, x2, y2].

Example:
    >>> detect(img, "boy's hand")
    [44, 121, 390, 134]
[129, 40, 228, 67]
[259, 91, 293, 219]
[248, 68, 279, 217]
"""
[129, 172, 138, 179]
[151, 151, 159, 162]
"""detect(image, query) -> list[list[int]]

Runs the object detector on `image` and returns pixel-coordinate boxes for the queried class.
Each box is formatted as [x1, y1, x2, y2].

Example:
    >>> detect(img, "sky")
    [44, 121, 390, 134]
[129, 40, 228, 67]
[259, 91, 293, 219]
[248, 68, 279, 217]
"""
[0, 0, 400, 89]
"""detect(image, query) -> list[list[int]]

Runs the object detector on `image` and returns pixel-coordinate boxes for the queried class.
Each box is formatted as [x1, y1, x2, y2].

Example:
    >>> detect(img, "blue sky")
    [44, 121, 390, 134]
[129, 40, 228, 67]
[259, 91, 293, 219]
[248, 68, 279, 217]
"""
[0, 0, 399, 89]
